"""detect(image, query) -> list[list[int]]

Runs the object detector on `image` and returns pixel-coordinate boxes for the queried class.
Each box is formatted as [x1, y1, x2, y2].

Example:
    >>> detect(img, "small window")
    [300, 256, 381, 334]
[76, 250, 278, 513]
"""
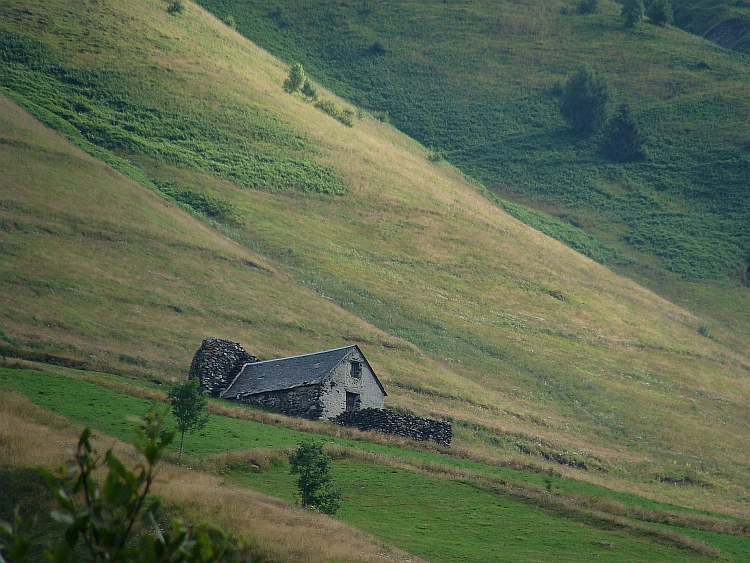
[346, 392, 360, 412]
[350, 361, 362, 379]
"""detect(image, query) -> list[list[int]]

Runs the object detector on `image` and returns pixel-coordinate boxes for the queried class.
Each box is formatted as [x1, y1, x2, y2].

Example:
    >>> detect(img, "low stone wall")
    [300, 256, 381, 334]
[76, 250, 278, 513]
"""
[334, 408, 452, 447]
[188, 337, 257, 397]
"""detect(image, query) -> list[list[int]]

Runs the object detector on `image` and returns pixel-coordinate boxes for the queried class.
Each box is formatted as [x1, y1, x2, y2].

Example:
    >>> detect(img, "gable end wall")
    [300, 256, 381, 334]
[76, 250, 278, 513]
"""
[320, 350, 385, 419]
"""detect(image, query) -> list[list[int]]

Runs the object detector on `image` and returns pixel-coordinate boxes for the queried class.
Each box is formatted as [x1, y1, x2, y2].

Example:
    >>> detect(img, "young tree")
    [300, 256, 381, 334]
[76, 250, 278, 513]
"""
[647, 0, 673, 26]
[560, 65, 612, 135]
[288, 440, 341, 515]
[621, 0, 645, 27]
[167, 379, 209, 462]
[283, 63, 306, 94]
[603, 104, 647, 162]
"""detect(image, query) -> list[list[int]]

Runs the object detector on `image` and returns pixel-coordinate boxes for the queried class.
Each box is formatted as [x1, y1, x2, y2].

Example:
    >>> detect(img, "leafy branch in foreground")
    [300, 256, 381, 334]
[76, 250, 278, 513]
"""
[0, 407, 258, 563]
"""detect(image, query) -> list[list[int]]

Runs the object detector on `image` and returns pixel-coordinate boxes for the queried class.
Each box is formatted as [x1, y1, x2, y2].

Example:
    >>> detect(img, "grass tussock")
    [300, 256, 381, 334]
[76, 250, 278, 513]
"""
[0, 390, 76, 467]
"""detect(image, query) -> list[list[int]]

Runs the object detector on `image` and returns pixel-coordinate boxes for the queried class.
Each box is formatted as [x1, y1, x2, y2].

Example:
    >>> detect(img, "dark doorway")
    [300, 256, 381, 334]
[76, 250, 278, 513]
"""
[346, 392, 360, 412]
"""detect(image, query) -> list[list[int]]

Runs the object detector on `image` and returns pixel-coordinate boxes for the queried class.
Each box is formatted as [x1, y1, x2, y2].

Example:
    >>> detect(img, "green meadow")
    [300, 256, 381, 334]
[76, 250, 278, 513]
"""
[2, 366, 748, 562]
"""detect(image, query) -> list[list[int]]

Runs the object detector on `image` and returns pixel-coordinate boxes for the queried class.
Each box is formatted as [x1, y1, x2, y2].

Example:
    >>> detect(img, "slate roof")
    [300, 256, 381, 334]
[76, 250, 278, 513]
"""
[220, 345, 386, 398]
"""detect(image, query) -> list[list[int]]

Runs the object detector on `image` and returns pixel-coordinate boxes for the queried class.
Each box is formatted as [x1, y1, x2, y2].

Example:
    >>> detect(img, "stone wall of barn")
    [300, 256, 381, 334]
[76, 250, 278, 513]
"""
[234, 384, 324, 419]
[320, 350, 385, 418]
[334, 408, 452, 446]
[188, 337, 258, 397]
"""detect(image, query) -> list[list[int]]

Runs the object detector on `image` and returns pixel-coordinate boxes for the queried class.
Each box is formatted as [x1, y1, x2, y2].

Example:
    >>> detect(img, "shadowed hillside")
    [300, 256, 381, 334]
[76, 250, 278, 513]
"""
[192, 0, 750, 344]
[670, 0, 750, 52]
[0, 0, 749, 526]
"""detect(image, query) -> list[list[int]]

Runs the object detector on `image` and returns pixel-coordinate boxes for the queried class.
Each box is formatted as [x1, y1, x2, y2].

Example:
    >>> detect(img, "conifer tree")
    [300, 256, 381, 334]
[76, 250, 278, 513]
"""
[283, 63, 306, 93]
[603, 104, 647, 162]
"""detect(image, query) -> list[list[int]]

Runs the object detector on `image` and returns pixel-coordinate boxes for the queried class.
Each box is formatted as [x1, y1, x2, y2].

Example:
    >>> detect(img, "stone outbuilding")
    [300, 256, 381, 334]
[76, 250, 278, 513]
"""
[188, 337, 450, 445]
[219, 345, 386, 420]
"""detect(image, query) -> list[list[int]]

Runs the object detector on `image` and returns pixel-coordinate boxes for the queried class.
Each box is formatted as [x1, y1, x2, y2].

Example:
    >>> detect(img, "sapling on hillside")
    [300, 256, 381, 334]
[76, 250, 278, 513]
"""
[167, 378, 209, 462]
[283, 63, 306, 93]
[288, 440, 341, 515]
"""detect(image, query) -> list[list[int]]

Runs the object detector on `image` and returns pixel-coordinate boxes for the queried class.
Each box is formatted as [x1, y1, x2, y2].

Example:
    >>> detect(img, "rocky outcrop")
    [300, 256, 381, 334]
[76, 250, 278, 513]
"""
[334, 408, 452, 446]
[188, 337, 257, 397]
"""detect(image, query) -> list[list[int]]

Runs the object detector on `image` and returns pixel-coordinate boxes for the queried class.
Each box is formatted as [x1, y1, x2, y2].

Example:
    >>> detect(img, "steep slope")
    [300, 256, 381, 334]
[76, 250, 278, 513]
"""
[0, 0, 749, 516]
[193, 0, 750, 341]
[670, 0, 750, 52]
[0, 92, 416, 381]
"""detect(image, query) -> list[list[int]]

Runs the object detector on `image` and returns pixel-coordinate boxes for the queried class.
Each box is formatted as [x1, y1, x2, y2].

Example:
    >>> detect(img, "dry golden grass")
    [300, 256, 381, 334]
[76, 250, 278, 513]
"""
[0, 389, 422, 563]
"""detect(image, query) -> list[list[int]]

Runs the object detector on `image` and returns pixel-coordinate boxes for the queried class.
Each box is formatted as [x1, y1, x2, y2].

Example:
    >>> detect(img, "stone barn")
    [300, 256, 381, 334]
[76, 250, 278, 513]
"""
[189, 338, 450, 445]
[220, 345, 386, 419]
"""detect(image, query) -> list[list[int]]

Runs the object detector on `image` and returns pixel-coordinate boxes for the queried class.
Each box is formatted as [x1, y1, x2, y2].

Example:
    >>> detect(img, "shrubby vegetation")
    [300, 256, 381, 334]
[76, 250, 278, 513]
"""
[155, 180, 239, 224]
[621, 0, 645, 27]
[223, 15, 236, 29]
[283, 63, 352, 126]
[167, 0, 185, 15]
[288, 440, 341, 515]
[576, 0, 599, 15]
[199, 0, 750, 283]
[0, 31, 348, 196]
[314, 99, 354, 127]
[560, 65, 611, 135]
[0, 411, 256, 562]
[603, 105, 647, 162]
[646, 0, 673, 26]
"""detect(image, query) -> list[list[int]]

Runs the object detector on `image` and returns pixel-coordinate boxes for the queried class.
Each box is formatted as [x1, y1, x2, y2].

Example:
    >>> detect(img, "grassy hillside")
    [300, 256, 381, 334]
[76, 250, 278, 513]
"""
[0, 0, 749, 533]
[192, 0, 750, 324]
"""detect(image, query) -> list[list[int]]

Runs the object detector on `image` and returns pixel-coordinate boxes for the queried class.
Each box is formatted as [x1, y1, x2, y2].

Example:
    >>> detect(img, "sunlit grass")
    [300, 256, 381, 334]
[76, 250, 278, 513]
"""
[0, 0, 749, 523]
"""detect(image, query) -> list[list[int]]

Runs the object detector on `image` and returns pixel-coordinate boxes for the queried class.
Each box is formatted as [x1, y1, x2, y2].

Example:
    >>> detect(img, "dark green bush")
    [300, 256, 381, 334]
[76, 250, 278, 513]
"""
[576, 0, 599, 15]
[603, 105, 647, 162]
[167, 0, 185, 15]
[646, 0, 673, 26]
[314, 99, 354, 127]
[300, 79, 318, 100]
[560, 65, 612, 135]
[621, 0, 645, 27]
